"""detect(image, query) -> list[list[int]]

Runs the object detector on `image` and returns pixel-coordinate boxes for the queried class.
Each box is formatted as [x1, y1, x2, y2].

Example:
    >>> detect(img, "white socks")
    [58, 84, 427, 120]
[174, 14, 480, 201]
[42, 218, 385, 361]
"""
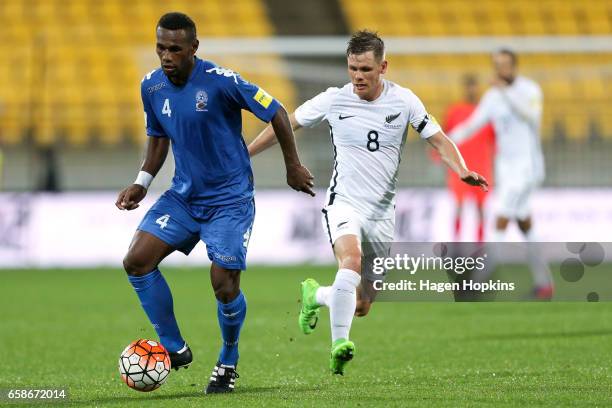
[329, 269, 361, 342]
[487, 226, 551, 287]
[525, 229, 552, 287]
[315, 286, 331, 307]
[473, 228, 505, 282]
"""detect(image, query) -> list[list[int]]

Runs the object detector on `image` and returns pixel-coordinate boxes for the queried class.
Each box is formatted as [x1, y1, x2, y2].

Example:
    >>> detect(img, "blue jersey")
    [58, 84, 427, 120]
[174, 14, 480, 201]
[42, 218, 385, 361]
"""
[140, 57, 280, 207]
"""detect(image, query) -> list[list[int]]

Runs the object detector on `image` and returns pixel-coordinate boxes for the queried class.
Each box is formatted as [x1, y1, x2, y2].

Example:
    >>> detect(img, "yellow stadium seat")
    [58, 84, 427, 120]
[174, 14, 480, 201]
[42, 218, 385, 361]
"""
[1, 0, 609, 145]
[600, 113, 612, 139]
[0, 101, 28, 145]
[97, 110, 123, 145]
[545, 79, 573, 101]
[584, 10, 611, 34]
[562, 111, 590, 142]
[581, 77, 606, 101]
[0, 0, 291, 146]
[65, 106, 90, 146]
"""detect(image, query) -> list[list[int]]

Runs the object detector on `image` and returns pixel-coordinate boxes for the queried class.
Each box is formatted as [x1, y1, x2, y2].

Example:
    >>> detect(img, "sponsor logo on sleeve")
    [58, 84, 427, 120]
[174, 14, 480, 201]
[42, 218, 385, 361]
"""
[253, 88, 273, 109]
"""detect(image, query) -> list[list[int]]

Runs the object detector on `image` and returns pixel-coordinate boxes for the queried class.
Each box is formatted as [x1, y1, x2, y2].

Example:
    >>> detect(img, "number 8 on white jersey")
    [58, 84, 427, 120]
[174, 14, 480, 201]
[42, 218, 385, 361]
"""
[294, 80, 441, 219]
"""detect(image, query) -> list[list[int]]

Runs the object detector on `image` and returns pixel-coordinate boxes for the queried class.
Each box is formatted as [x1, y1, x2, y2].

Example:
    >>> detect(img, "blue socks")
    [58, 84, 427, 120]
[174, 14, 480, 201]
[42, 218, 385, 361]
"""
[127, 269, 185, 353]
[217, 291, 247, 366]
[128, 269, 247, 365]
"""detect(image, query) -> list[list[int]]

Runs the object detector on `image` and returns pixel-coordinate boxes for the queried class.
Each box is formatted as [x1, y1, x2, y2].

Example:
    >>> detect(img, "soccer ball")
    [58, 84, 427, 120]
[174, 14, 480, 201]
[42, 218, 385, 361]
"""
[118, 339, 171, 392]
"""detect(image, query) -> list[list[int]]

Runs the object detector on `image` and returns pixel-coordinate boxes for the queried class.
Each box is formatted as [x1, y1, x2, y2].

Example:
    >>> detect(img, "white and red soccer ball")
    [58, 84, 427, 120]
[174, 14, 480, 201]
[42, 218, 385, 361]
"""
[119, 339, 171, 392]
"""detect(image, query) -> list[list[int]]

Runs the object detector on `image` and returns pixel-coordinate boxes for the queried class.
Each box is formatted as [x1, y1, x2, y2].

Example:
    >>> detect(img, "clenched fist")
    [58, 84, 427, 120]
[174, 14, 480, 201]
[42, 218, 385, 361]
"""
[115, 184, 147, 210]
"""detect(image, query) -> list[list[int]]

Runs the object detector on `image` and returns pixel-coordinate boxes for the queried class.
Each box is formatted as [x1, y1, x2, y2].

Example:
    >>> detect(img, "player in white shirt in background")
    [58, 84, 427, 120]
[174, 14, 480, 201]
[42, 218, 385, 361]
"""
[448, 49, 553, 300]
[249, 31, 488, 375]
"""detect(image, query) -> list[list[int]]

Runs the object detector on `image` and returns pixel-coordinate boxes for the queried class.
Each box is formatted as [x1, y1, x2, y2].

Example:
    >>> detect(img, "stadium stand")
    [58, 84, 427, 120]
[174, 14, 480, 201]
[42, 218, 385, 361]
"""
[340, 0, 612, 141]
[265, 0, 348, 35]
[0, 0, 609, 146]
[0, 0, 296, 146]
[340, 0, 611, 36]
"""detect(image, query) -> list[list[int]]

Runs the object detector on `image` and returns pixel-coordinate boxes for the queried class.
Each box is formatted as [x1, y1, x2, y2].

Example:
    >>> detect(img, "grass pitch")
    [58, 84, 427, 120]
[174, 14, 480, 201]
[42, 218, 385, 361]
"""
[1, 266, 611, 407]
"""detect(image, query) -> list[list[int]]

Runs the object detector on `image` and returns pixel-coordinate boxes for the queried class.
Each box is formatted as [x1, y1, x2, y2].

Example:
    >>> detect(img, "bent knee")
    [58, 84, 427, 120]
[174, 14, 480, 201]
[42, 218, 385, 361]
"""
[123, 252, 155, 277]
[355, 300, 371, 317]
[213, 280, 237, 301]
[211, 271, 241, 303]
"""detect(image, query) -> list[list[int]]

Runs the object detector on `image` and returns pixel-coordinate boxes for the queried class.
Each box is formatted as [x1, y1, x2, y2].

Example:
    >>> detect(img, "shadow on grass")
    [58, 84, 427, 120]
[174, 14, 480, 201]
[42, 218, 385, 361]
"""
[236, 385, 323, 394]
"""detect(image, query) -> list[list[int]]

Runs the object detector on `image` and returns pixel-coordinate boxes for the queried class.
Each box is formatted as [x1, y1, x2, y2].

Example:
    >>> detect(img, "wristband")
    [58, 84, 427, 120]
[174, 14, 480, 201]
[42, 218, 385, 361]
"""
[134, 171, 154, 189]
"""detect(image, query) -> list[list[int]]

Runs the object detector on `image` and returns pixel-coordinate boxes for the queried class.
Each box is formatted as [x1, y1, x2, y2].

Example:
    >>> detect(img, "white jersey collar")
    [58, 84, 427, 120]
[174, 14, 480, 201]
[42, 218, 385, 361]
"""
[350, 79, 388, 104]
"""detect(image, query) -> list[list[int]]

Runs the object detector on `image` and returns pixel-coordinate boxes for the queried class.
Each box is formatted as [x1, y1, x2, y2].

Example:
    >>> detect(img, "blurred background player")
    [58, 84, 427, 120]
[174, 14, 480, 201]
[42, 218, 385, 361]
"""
[249, 30, 487, 375]
[116, 12, 314, 394]
[448, 49, 553, 299]
[440, 74, 495, 242]
[430, 74, 495, 299]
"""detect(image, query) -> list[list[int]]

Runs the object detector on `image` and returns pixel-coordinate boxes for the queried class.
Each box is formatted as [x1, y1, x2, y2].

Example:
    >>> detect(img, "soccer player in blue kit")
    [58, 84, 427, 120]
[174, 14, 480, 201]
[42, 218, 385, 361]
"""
[115, 12, 314, 394]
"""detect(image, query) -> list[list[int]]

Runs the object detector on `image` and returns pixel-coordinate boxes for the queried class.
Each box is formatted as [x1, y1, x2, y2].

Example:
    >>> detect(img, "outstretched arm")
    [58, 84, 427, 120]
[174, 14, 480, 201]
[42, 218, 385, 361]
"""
[426, 131, 488, 190]
[248, 112, 302, 157]
[115, 137, 170, 210]
[447, 93, 492, 144]
[498, 87, 542, 128]
[266, 106, 315, 196]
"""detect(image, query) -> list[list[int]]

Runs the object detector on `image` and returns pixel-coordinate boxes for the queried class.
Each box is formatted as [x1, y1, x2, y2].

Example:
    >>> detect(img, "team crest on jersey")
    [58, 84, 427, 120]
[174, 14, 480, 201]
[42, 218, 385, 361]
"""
[384, 112, 402, 129]
[195, 90, 208, 111]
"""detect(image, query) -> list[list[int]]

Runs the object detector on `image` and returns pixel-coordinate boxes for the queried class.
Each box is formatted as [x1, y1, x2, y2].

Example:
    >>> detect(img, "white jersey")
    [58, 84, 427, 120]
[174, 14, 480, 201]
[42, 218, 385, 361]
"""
[294, 80, 441, 219]
[450, 76, 545, 184]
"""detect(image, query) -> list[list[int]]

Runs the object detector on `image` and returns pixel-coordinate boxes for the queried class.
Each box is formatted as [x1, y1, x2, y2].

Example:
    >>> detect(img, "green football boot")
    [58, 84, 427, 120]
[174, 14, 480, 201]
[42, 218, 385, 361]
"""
[298, 278, 321, 335]
[330, 338, 355, 375]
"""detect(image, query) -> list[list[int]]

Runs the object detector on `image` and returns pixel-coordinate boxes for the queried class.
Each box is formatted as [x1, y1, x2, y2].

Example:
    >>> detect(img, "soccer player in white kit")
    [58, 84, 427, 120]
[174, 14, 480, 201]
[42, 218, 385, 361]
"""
[448, 49, 553, 299]
[249, 31, 488, 374]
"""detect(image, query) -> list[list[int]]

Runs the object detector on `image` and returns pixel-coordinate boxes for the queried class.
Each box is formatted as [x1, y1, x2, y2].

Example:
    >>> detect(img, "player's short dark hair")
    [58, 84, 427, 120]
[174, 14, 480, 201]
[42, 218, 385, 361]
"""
[462, 73, 478, 86]
[346, 30, 385, 61]
[157, 12, 197, 41]
[496, 48, 518, 66]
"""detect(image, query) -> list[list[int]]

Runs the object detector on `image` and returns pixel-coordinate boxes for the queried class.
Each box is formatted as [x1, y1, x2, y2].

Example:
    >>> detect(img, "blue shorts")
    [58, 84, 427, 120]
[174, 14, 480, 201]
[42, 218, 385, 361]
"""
[137, 190, 255, 270]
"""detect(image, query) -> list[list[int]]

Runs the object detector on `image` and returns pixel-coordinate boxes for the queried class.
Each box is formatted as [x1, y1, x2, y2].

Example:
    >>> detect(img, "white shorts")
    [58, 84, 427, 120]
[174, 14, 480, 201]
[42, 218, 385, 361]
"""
[321, 203, 394, 282]
[495, 181, 536, 220]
